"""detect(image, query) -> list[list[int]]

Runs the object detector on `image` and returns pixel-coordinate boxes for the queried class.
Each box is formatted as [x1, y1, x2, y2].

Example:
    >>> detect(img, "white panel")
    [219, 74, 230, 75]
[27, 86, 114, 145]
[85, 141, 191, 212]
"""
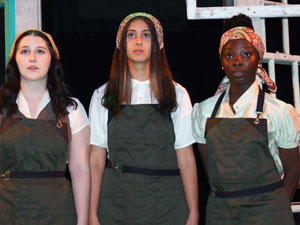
[15, 0, 41, 36]
[292, 61, 300, 117]
[186, 5, 300, 20]
[267, 58, 276, 97]
[263, 53, 300, 65]
[235, 0, 262, 6]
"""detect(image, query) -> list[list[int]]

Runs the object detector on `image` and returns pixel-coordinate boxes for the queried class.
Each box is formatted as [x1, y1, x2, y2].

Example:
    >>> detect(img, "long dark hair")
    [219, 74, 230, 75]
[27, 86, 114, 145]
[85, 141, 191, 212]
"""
[103, 16, 177, 114]
[0, 30, 77, 117]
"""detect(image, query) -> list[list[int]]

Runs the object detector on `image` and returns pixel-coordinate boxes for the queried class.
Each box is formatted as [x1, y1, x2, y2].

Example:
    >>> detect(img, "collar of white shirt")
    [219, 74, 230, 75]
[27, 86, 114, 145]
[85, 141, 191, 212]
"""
[222, 80, 259, 115]
[131, 78, 150, 87]
[16, 90, 50, 119]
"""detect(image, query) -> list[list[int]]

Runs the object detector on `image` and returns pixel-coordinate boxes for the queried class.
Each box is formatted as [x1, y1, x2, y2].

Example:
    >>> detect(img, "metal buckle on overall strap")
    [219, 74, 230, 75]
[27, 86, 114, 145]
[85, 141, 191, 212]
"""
[1, 171, 11, 181]
[106, 160, 120, 170]
[254, 112, 262, 125]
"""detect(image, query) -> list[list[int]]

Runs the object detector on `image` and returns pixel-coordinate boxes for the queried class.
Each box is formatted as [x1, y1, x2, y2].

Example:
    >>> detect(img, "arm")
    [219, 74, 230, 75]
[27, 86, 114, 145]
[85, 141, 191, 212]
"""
[69, 125, 91, 225]
[89, 145, 107, 225]
[279, 146, 300, 202]
[176, 145, 199, 225]
[197, 143, 208, 175]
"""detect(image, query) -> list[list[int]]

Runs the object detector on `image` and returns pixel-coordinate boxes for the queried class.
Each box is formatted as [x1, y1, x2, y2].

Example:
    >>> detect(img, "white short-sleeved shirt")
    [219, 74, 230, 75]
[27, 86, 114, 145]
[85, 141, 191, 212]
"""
[89, 79, 195, 152]
[192, 80, 300, 174]
[16, 90, 89, 135]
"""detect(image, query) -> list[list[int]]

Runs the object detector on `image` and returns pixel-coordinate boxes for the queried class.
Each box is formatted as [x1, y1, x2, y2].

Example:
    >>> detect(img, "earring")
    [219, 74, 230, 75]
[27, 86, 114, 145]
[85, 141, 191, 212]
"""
[221, 67, 224, 70]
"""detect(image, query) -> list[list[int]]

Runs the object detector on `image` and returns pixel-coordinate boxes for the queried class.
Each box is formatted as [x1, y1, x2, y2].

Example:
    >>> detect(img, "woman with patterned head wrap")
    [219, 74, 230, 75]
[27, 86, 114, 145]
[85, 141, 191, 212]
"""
[89, 12, 198, 225]
[192, 14, 300, 225]
[0, 29, 90, 224]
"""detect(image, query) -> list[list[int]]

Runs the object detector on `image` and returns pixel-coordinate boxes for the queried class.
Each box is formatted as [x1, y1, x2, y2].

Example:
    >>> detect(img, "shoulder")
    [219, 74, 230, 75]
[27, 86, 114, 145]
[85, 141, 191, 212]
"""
[67, 97, 87, 116]
[93, 83, 107, 99]
[173, 82, 191, 105]
[174, 82, 188, 96]
[193, 94, 221, 118]
[89, 83, 108, 107]
[264, 93, 297, 115]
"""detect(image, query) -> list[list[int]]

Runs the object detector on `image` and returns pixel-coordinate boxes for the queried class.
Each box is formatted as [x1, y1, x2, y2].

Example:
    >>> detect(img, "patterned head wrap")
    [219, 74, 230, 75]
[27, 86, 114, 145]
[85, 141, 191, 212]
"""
[215, 26, 277, 95]
[9, 29, 60, 60]
[116, 12, 164, 49]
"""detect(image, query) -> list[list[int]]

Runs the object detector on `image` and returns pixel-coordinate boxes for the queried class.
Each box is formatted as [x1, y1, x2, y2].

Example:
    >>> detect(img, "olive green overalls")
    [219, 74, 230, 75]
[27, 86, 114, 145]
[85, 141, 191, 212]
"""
[0, 103, 76, 225]
[205, 89, 294, 225]
[98, 105, 188, 225]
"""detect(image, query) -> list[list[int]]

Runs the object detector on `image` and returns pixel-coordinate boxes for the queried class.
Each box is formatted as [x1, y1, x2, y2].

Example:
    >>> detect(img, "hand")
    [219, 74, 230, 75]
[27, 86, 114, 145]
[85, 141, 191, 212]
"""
[185, 211, 199, 225]
[88, 215, 101, 225]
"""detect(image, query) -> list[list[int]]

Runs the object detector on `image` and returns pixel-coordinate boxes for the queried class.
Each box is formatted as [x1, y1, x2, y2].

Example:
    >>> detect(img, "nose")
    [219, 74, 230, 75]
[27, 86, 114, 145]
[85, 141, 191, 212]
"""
[233, 55, 243, 66]
[136, 34, 142, 46]
[29, 52, 36, 61]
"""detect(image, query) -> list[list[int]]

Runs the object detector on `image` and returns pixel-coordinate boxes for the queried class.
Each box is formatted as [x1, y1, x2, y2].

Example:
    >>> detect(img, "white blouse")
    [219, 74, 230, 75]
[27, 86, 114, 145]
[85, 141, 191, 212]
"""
[89, 79, 195, 152]
[16, 90, 89, 135]
[192, 80, 300, 174]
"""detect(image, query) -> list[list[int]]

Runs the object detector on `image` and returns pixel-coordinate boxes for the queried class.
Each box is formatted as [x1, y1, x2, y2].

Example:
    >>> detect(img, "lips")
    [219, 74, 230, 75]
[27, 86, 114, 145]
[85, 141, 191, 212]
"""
[232, 70, 245, 76]
[134, 49, 144, 53]
[28, 66, 38, 70]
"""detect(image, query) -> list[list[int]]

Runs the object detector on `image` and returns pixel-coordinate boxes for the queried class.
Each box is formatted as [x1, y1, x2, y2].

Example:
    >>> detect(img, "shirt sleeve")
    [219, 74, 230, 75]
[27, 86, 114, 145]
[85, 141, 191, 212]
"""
[274, 103, 300, 149]
[191, 102, 208, 144]
[68, 98, 89, 135]
[172, 84, 196, 149]
[89, 86, 108, 148]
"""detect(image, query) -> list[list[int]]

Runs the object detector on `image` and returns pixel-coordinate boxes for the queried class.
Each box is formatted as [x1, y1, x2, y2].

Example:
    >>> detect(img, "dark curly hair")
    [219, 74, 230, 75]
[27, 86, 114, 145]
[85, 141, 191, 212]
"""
[222, 13, 254, 33]
[0, 29, 77, 118]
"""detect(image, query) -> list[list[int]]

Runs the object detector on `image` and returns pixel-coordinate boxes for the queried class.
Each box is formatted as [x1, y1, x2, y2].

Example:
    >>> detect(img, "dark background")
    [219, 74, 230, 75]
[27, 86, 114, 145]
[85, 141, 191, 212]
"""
[2, 1, 300, 223]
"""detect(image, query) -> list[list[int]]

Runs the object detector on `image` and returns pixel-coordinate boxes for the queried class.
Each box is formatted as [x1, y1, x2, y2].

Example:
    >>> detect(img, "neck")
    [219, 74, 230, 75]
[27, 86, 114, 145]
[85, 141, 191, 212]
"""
[20, 79, 47, 100]
[128, 61, 150, 81]
[229, 82, 252, 106]
[20, 79, 47, 117]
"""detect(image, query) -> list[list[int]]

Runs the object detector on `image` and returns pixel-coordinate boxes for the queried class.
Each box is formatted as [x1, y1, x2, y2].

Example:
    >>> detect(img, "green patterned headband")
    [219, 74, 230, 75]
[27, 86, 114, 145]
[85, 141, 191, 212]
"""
[116, 12, 164, 49]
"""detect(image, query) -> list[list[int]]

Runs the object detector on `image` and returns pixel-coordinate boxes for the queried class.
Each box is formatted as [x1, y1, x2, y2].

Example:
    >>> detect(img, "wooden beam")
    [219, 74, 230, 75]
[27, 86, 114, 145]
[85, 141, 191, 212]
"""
[263, 52, 300, 65]
[15, 0, 41, 36]
[187, 5, 300, 20]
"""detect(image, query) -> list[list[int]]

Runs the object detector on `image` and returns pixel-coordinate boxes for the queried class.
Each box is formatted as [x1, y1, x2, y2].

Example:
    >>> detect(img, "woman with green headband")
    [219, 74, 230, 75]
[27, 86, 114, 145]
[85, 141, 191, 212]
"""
[89, 12, 199, 225]
[0, 29, 90, 225]
[192, 14, 300, 225]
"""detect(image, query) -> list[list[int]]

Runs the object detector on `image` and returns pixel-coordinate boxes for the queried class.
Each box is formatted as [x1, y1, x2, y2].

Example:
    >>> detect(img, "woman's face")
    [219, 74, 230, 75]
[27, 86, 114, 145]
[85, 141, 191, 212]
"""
[221, 39, 259, 88]
[15, 35, 51, 84]
[126, 18, 152, 65]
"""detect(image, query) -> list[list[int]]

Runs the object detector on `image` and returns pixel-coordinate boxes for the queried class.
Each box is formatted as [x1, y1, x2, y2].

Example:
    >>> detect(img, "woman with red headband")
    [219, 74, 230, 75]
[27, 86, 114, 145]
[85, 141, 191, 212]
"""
[192, 15, 300, 225]
[0, 29, 90, 225]
[89, 12, 198, 225]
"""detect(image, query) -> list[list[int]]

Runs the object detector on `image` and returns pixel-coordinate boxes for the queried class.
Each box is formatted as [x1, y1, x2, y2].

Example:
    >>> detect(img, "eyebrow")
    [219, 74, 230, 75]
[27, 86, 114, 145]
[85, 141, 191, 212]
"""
[223, 46, 253, 51]
[127, 29, 150, 32]
[19, 46, 48, 49]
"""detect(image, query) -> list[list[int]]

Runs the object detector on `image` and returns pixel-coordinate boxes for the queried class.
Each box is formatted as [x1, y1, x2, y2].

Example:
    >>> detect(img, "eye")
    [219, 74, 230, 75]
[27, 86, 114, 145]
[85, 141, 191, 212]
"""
[127, 32, 136, 39]
[36, 49, 46, 54]
[20, 49, 30, 55]
[243, 52, 251, 58]
[142, 32, 151, 39]
[225, 53, 232, 60]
